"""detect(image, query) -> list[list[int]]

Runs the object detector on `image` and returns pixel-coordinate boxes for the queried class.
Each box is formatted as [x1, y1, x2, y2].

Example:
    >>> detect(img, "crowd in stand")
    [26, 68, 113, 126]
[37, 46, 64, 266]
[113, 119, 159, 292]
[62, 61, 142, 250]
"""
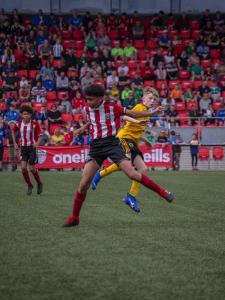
[0, 8, 225, 155]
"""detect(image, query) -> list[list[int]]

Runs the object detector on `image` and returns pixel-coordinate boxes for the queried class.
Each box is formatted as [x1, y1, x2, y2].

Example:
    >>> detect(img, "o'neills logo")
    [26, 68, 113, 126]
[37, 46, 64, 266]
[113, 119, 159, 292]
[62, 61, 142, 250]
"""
[37, 149, 47, 164]
[143, 148, 170, 162]
[52, 149, 89, 164]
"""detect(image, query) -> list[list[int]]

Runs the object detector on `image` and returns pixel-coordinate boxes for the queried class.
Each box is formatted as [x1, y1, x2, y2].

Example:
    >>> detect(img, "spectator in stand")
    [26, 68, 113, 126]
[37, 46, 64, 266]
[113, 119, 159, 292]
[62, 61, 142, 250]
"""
[36, 30, 49, 46]
[5, 92, 17, 110]
[207, 31, 220, 49]
[203, 103, 215, 125]
[132, 20, 144, 39]
[188, 51, 200, 66]
[3, 71, 17, 91]
[7, 121, 19, 171]
[31, 81, 46, 103]
[56, 71, 69, 91]
[111, 41, 124, 60]
[32, 9, 46, 27]
[37, 104, 48, 128]
[68, 10, 83, 28]
[122, 91, 136, 109]
[72, 91, 85, 114]
[118, 70, 130, 91]
[68, 79, 80, 98]
[197, 80, 211, 97]
[85, 30, 97, 53]
[213, 11, 224, 29]
[189, 105, 199, 126]
[154, 62, 167, 81]
[106, 70, 119, 89]
[151, 48, 164, 68]
[118, 61, 129, 76]
[96, 28, 110, 51]
[50, 128, 65, 146]
[170, 132, 184, 171]
[103, 60, 116, 77]
[81, 72, 94, 90]
[199, 92, 212, 114]
[90, 61, 102, 77]
[43, 75, 55, 91]
[1, 45, 15, 64]
[40, 61, 55, 81]
[210, 81, 221, 101]
[0, 120, 6, 171]
[196, 41, 210, 59]
[131, 73, 143, 89]
[156, 130, 168, 146]
[53, 39, 64, 59]
[123, 40, 137, 60]
[156, 114, 169, 129]
[166, 105, 180, 126]
[191, 62, 204, 81]
[19, 84, 30, 103]
[159, 30, 171, 48]
[121, 85, 132, 102]
[59, 93, 72, 113]
[27, 50, 42, 70]
[5, 104, 19, 123]
[38, 40, 52, 60]
[63, 49, 77, 70]
[171, 84, 183, 102]
[216, 103, 225, 125]
[48, 104, 62, 125]
[177, 50, 189, 70]
[38, 125, 50, 146]
[164, 49, 175, 65]
[190, 133, 200, 170]
[63, 124, 74, 146]
[100, 48, 114, 70]
[166, 62, 178, 80]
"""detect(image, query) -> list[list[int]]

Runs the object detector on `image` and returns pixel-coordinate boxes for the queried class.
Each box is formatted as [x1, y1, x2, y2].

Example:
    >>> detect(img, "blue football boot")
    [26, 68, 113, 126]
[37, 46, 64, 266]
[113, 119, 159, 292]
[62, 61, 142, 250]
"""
[123, 193, 140, 212]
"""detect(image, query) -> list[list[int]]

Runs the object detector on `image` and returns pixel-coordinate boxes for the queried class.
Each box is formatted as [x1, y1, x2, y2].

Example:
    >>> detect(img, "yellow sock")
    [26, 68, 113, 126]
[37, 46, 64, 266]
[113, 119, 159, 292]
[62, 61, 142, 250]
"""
[129, 181, 141, 197]
[100, 163, 120, 178]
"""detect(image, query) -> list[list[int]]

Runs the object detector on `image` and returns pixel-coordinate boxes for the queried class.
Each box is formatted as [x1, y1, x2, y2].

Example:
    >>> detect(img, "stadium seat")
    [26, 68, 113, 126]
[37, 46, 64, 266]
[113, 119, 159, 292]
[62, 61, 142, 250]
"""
[146, 40, 157, 49]
[0, 101, 6, 111]
[169, 80, 180, 89]
[175, 102, 186, 111]
[62, 40, 73, 49]
[213, 101, 222, 111]
[180, 30, 190, 40]
[46, 91, 56, 101]
[143, 80, 155, 87]
[189, 19, 200, 29]
[192, 30, 201, 39]
[5, 91, 18, 99]
[67, 69, 78, 78]
[201, 59, 211, 69]
[168, 30, 178, 39]
[137, 49, 147, 60]
[74, 113, 86, 122]
[61, 113, 73, 123]
[181, 80, 193, 90]
[74, 40, 85, 50]
[212, 147, 224, 160]
[187, 101, 199, 111]
[75, 50, 85, 58]
[198, 147, 210, 160]
[94, 80, 105, 87]
[61, 30, 72, 40]
[156, 80, 168, 89]
[134, 40, 145, 49]
[210, 49, 221, 59]
[128, 60, 137, 69]
[72, 29, 84, 39]
[179, 70, 190, 80]
[49, 124, 63, 135]
[52, 60, 64, 68]
[33, 102, 43, 112]
[29, 70, 38, 80]
[108, 30, 119, 40]
[17, 70, 28, 78]
[178, 112, 188, 124]
[193, 80, 202, 89]
[57, 91, 69, 100]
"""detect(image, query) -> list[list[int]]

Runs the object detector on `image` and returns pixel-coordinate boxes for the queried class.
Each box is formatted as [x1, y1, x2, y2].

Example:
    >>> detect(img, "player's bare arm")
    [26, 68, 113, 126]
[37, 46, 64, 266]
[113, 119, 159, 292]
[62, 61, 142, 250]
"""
[125, 106, 163, 119]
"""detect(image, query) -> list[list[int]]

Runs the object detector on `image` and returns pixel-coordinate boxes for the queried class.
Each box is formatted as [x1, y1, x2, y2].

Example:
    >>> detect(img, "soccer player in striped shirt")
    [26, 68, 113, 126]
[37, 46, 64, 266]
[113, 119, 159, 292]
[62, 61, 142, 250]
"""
[63, 84, 174, 227]
[12, 105, 43, 195]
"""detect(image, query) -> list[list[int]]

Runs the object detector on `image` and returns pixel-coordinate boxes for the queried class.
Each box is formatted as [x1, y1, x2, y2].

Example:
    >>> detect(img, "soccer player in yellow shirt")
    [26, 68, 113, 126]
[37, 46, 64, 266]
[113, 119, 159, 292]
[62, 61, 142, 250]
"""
[91, 87, 174, 212]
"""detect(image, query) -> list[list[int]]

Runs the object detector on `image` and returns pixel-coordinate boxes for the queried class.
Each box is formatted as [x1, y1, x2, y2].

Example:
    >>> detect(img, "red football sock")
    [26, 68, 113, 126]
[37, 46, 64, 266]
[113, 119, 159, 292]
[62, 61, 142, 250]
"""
[140, 174, 167, 198]
[22, 169, 32, 187]
[31, 169, 41, 184]
[72, 191, 87, 219]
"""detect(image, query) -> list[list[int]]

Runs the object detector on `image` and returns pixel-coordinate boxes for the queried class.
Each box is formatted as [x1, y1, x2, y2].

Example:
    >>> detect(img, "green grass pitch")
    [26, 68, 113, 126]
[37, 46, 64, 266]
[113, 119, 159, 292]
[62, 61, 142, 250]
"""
[0, 171, 225, 300]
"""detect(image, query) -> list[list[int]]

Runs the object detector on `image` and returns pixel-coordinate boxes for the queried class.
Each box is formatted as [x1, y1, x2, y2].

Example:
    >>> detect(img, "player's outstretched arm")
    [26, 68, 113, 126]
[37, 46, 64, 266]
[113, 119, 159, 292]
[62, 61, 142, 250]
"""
[125, 106, 163, 119]
[74, 122, 90, 136]
[122, 115, 149, 125]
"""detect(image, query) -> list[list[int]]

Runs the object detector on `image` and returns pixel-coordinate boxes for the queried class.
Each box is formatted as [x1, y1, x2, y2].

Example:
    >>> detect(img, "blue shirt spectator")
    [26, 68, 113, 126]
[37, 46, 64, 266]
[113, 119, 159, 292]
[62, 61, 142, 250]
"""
[0, 109, 5, 119]
[68, 11, 82, 28]
[37, 110, 48, 122]
[0, 127, 6, 147]
[43, 79, 55, 91]
[6, 105, 19, 122]
[32, 10, 46, 27]
[216, 107, 225, 124]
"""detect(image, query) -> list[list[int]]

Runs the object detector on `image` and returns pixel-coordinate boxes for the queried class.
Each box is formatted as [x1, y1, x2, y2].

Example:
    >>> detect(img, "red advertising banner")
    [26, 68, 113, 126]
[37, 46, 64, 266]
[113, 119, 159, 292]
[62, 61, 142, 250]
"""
[36, 144, 172, 169]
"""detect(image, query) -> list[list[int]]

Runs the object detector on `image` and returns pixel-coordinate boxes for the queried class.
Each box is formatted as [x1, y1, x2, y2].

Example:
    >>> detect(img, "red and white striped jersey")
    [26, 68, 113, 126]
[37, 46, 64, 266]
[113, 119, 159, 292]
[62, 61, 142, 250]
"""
[17, 120, 41, 146]
[85, 102, 126, 140]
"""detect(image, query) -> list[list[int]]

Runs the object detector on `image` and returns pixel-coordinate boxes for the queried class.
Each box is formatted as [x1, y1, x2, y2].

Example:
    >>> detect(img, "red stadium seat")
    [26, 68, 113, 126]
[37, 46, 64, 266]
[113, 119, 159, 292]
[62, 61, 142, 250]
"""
[134, 40, 145, 49]
[5, 91, 18, 99]
[72, 29, 84, 39]
[168, 30, 178, 39]
[137, 49, 147, 60]
[49, 124, 63, 135]
[189, 19, 200, 29]
[94, 80, 105, 87]
[175, 102, 186, 111]
[193, 80, 203, 89]
[179, 70, 190, 80]
[61, 113, 73, 123]
[74, 40, 85, 50]
[29, 70, 38, 80]
[108, 30, 119, 40]
[52, 59, 64, 68]
[61, 30, 72, 40]
[191, 30, 201, 39]
[181, 80, 193, 90]
[17, 70, 28, 78]
[74, 113, 86, 122]
[156, 80, 168, 89]
[146, 40, 157, 49]
[169, 80, 180, 89]
[210, 49, 221, 59]
[198, 147, 210, 160]
[213, 101, 222, 111]
[178, 112, 188, 124]
[201, 59, 211, 69]
[0, 101, 6, 111]
[75, 50, 85, 58]
[46, 91, 56, 101]
[143, 80, 155, 87]
[33, 102, 43, 112]
[180, 30, 190, 40]
[67, 69, 78, 78]
[212, 147, 224, 160]
[187, 100, 199, 111]
[128, 60, 137, 69]
[57, 91, 69, 100]
[62, 40, 73, 49]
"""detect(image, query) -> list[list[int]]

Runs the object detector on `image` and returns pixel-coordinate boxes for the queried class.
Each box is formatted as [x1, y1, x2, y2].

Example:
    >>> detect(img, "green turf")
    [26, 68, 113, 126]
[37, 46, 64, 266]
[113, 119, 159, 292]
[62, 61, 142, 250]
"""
[0, 171, 225, 300]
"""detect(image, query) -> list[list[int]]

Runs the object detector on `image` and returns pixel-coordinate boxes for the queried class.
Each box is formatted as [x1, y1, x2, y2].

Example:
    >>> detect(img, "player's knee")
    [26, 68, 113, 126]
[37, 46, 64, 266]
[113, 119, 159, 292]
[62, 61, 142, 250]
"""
[127, 169, 140, 181]
[139, 166, 148, 174]
[79, 180, 90, 193]
[21, 166, 27, 173]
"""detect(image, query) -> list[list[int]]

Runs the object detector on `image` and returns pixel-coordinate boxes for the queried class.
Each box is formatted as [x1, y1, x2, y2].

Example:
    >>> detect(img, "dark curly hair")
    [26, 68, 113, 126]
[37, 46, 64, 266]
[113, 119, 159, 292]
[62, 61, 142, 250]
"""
[19, 105, 34, 115]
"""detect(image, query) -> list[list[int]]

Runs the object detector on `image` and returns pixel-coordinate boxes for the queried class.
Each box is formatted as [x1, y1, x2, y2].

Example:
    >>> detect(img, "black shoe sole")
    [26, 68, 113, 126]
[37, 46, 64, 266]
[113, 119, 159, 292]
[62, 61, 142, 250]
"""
[37, 183, 43, 194]
[62, 220, 79, 228]
[27, 186, 33, 196]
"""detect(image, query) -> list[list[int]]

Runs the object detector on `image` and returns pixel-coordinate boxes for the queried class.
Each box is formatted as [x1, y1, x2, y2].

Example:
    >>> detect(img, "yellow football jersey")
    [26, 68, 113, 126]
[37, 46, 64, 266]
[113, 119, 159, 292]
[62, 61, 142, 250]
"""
[117, 103, 149, 144]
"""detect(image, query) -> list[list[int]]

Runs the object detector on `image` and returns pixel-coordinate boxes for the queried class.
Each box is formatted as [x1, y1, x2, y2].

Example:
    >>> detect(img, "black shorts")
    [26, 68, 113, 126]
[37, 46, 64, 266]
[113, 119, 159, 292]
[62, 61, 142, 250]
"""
[0, 146, 4, 161]
[120, 138, 144, 163]
[20, 146, 37, 165]
[87, 136, 128, 167]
